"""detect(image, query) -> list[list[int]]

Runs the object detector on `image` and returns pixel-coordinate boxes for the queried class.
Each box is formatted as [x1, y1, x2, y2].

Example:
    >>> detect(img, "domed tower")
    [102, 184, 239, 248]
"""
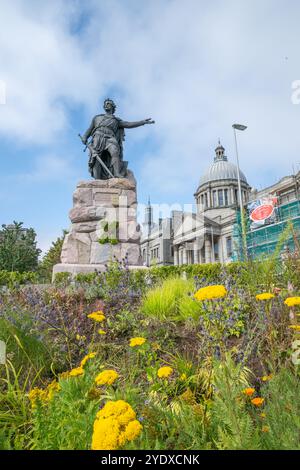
[195, 142, 251, 217]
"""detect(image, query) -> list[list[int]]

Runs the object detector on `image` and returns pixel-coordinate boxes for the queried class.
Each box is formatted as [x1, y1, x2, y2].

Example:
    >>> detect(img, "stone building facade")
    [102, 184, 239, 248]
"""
[141, 143, 300, 266]
[141, 142, 252, 266]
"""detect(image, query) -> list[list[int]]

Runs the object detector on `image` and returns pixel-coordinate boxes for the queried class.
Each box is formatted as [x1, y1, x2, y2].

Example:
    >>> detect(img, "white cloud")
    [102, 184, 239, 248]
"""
[0, 0, 299, 194]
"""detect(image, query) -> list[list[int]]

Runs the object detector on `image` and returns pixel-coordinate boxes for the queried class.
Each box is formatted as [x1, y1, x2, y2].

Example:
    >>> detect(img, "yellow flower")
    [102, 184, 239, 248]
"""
[242, 387, 255, 396]
[261, 374, 273, 382]
[28, 388, 47, 408]
[95, 369, 119, 386]
[69, 366, 84, 377]
[180, 373, 187, 381]
[194, 285, 227, 301]
[76, 334, 86, 341]
[91, 400, 142, 450]
[256, 293, 275, 301]
[28, 380, 60, 408]
[262, 425, 270, 433]
[87, 311, 106, 322]
[129, 337, 146, 347]
[251, 397, 264, 407]
[98, 329, 106, 335]
[260, 412, 266, 419]
[123, 420, 143, 441]
[157, 366, 173, 378]
[285, 297, 300, 307]
[59, 371, 70, 380]
[80, 352, 97, 367]
[289, 325, 300, 332]
[92, 416, 120, 450]
[97, 400, 135, 420]
[46, 380, 61, 401]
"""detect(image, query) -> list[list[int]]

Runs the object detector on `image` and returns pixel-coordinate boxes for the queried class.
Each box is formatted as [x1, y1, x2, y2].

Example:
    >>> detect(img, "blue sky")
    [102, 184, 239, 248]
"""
[0, 0, 300, 253]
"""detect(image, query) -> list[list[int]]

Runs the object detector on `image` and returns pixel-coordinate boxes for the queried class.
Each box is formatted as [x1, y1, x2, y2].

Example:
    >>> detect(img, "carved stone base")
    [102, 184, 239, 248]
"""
[53, 171, 144, 280]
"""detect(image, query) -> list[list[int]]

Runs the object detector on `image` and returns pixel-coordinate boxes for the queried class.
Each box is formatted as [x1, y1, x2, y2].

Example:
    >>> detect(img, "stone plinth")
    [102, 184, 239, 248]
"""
[53, 171, 143, 279]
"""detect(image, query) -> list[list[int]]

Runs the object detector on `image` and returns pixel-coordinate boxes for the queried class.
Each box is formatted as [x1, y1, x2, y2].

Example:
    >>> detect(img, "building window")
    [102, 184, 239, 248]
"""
[214, 239, 219, 261]
[204, 193, 208, 208]
[234, 189, 238, 204]
[224, 189, 228, 205]
[213, 190, 217, 207]
[151, 247, 160, 261]
[226, 237, 232, 257]
[218, 189, 224, 206]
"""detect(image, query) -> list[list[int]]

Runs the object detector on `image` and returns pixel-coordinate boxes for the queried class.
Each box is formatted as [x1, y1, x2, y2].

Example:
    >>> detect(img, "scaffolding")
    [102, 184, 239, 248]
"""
[233, 200, 300, 260]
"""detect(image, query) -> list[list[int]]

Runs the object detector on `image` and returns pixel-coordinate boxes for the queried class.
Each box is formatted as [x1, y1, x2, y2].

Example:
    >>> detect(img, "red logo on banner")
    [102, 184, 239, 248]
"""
[250, 204, 274, 222]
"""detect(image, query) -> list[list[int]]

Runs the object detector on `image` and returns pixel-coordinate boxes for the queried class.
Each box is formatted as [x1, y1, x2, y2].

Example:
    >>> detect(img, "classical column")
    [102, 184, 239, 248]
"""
[194, 248, 200, 264]
[174, 245, 179, 266]
[205, 238, 211, 264]
[231, 187, 235, 205]
[182, 246, 188, 265]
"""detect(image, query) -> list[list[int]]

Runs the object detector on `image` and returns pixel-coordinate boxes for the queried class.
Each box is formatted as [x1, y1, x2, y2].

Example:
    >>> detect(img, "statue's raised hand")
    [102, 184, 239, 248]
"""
[143, 118, 155, 125]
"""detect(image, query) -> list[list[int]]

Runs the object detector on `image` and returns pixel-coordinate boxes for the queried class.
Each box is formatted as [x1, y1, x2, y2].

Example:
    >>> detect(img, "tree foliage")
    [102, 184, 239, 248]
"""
[38, 231, 67, 281]
[0, 222, 41, 273]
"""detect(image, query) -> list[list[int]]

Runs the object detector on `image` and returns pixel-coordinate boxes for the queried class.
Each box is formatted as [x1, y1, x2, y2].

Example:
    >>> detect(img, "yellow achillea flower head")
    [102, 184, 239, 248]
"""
[194, 285, 227, 301]
[92, 416, 120, 450]
[157, 366, 173, 378]
[242, 387, 255, 396]
[285, 297, 300, 307]
[76, 334, 86, 341]
[251, 397, 264, 407]
[289, 325, 300, 332]
[95, 369, 119, 386]
[87, 311, 106, 322]
[261, 374, 273, 382]
[69, 366, 84, 377]
[129, 337, 146, 347]
[256, 293, 275, 301]
[46, 380, 61, 401]
[28, 380, 60, 408]
[80, 352, 97, 367]
[28, 388, 47, 408]
[124, 420, 143, 441]
[91, 400, 142, 450]
[97, 400, 135, 420]
[98, 329, 106, 335]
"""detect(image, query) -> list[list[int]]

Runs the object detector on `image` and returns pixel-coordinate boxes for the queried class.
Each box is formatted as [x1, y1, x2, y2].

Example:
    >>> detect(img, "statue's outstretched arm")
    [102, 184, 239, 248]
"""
[119, 118, 155, 129]
[82, 118, 95, 143]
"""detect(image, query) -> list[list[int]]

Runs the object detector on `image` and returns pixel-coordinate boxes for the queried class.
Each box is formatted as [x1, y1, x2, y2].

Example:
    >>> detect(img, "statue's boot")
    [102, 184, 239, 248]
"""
[111, 156, 123, 178]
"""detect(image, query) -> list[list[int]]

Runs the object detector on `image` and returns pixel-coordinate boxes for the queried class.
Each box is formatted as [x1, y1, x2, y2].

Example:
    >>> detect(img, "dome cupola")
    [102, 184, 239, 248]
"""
[195, 141, 251, 212]
[198, 141, 247, 187]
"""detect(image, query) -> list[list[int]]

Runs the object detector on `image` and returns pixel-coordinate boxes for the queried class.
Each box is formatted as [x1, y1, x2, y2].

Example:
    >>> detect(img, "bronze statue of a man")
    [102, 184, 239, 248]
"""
[80, 99, 154, 179]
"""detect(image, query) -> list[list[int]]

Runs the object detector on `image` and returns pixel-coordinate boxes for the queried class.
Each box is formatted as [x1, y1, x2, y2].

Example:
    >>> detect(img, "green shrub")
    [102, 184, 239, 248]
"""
[53, 272, 72, 287]
[0, 317, 51, 374]
[0, 361, 40, 450]
[141, 277, 195, 321]
[0, 270, 38, 288]
[259, 367, 300, 449]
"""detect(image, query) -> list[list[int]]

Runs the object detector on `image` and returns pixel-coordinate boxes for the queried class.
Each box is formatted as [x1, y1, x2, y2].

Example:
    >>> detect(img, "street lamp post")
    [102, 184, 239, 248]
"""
[232, 123, 247, 260]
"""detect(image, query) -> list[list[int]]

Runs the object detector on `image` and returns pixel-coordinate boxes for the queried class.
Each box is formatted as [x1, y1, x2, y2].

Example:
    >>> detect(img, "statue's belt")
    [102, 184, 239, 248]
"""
[93, 126, 116, 137]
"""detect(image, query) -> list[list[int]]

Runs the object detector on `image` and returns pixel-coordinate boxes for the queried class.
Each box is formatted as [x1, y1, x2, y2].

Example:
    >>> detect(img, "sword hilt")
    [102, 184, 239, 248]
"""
[78, 133, 88, 152]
